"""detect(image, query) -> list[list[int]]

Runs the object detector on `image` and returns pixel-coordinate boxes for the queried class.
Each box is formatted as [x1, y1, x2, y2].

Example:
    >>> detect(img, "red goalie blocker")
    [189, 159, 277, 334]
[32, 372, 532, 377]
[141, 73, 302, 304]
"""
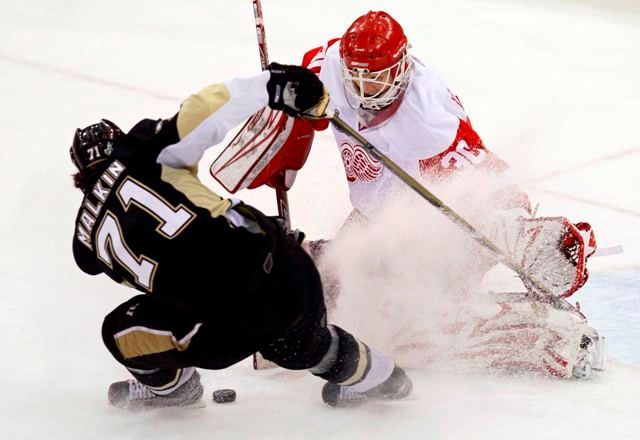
[210, 108, 315, 193]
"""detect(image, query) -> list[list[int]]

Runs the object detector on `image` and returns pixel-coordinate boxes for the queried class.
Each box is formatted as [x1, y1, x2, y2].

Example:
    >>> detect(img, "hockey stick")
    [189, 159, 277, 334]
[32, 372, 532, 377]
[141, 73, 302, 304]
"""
[325, 111, 572, 311]
[251, 0, 284, 370]
[252, 0, 292, 230]
[592, 245, 623, 257]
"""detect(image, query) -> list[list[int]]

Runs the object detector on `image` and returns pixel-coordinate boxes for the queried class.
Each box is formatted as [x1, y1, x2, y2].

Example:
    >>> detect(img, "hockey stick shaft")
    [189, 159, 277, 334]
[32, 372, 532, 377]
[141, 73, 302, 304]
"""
[252, 0, 269, 70]
[251, 0, 286, 371]
[327, 112, 569, 309]
[252, 0, 291, 230]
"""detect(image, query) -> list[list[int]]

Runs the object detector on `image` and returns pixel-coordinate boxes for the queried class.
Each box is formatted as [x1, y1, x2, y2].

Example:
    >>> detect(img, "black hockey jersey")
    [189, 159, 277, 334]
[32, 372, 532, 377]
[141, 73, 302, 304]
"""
[72, 117, 282, 311]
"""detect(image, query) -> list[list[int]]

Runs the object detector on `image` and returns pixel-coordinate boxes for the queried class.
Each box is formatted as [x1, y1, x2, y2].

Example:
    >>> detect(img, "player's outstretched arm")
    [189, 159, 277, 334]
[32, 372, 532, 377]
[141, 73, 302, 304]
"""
[158, 64, 327, 169]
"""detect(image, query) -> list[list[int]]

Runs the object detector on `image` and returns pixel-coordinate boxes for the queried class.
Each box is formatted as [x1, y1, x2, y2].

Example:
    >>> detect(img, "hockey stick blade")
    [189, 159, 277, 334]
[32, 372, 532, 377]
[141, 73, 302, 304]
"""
[593, 245, 624, 257]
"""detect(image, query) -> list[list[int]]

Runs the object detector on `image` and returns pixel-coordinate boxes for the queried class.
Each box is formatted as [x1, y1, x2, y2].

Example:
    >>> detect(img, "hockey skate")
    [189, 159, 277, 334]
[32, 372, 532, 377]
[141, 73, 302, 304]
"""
[322, 366, 413, 408]
[108, 371, 204, 411]
[572, 333, 607, 379]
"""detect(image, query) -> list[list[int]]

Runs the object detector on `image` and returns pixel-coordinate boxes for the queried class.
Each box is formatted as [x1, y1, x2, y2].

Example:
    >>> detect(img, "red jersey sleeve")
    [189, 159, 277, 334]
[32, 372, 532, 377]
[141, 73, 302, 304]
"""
[419, 118, 531, 214]
[302, 38, 341, 72]
[301, 38, 340, 132]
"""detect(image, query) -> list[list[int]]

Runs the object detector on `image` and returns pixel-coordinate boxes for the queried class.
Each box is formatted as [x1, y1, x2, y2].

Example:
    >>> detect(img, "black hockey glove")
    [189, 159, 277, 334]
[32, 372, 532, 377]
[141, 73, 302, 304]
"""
[269, 215, 306, 244]
[267, 62, 329, 118]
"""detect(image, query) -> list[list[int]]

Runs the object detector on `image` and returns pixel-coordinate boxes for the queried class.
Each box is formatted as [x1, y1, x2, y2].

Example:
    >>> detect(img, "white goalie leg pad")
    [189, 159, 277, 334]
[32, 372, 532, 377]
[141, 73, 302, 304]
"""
[537, 303, 587, 377]
[496, 299, 604, 378]
[408, 296, 603, 378]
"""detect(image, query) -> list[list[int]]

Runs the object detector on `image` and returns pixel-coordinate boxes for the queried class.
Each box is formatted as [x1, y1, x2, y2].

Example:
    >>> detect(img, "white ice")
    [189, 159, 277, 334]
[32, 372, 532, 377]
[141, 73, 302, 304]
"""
[1, 0, 638, 438]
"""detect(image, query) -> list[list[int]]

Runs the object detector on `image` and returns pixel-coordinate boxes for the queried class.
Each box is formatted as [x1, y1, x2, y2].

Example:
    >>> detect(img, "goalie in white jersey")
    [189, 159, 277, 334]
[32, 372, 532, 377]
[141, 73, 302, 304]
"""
[294, 11, 604, 379]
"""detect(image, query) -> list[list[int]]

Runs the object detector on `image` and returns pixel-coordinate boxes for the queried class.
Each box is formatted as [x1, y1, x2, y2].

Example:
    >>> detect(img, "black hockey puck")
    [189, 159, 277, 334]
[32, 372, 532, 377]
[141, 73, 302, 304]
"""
[212, 388, 236, 403]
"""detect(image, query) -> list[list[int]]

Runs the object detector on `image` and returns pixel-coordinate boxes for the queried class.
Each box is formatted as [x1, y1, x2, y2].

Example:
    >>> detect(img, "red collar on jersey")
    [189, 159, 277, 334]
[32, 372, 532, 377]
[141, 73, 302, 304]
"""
[355, 87, 407, 130]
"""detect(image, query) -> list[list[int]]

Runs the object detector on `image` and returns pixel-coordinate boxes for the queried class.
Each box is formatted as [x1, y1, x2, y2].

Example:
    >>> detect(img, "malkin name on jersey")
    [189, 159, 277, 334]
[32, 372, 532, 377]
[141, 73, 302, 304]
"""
[76, 160, 126, 250]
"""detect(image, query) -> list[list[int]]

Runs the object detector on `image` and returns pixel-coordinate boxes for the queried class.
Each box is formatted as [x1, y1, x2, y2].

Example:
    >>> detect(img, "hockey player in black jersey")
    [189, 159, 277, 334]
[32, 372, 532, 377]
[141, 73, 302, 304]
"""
[70, 63, 412, 410]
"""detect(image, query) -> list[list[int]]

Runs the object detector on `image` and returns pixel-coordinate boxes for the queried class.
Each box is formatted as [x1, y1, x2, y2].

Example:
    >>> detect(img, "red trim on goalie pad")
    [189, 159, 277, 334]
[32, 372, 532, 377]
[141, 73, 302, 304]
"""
[524, 217, 595, 298]
[544, 347, 569, 368]
[210, 108, 290, 193]
[563, 221, 596, 297]
[248, 118, 315, 190]
[543, 346, 570, 377]
[210, 110, 316, 193]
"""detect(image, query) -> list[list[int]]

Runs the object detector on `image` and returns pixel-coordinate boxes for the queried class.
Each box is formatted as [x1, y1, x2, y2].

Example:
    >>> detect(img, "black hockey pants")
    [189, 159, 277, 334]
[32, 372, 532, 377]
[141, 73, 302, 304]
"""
[102, 237, 368, 388]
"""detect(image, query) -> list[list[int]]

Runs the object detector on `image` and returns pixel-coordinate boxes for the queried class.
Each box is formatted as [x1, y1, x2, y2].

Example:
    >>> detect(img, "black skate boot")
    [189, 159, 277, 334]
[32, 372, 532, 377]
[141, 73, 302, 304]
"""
[322, 366, 413, 407]
[108, 371, 204, 411]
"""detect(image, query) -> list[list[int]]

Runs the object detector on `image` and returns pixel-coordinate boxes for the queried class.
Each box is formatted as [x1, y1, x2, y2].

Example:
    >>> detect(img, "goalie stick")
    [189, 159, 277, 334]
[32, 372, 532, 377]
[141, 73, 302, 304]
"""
[251, 0, 283, 370]
[251, 0, 291, 230]
[207, 0, 291, 370]
[593, 245, 623, 257]
[324, 110, 575, 312]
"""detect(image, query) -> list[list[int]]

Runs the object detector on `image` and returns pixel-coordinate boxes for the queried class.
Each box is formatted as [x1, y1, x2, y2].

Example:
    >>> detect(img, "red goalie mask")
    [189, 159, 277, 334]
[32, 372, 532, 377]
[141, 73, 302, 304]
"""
[339, 11, 412, 112]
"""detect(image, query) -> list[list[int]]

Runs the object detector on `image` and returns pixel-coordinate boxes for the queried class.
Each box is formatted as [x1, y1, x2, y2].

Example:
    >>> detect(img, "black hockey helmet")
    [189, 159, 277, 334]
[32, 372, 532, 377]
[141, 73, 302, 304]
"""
[70, 119, 123, 171]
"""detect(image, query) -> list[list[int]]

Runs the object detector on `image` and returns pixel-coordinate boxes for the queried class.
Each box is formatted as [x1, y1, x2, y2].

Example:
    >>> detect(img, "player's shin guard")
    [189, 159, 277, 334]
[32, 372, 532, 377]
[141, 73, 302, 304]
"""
[310, 325, 412, 407]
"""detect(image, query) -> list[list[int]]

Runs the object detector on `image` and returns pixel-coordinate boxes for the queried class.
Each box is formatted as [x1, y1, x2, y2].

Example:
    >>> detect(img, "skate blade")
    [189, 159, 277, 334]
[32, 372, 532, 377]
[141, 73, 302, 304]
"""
[114, 398, 207, 412]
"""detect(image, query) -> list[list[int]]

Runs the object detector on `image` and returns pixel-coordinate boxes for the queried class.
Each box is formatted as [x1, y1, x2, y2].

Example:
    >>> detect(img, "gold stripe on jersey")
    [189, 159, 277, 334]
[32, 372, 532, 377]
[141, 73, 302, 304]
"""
[160, 165, 231, 218]
[339, 339, 370, 386]
[177, 83, 231, 139]
[114, 324, 202, 359]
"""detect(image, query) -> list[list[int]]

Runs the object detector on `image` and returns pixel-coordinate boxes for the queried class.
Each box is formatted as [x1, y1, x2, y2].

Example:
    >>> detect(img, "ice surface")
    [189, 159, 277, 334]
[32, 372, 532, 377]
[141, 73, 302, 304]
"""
[1, 0, 638, 438]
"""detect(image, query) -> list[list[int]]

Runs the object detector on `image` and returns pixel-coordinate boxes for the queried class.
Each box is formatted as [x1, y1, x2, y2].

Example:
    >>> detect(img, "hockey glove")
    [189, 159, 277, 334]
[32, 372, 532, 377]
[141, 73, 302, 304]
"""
[494, 216, 597, 298]
[267, 63, 329, 119]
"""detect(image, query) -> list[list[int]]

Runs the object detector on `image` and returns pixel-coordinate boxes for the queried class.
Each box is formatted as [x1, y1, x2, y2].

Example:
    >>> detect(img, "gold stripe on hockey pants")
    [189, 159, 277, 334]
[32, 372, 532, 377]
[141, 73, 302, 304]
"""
[114, 324, 202, 360]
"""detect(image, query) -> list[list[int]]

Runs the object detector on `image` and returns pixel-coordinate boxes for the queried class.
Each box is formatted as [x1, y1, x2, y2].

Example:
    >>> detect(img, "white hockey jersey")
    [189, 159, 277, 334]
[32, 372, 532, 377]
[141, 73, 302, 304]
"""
[303, 40, 529, 217]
